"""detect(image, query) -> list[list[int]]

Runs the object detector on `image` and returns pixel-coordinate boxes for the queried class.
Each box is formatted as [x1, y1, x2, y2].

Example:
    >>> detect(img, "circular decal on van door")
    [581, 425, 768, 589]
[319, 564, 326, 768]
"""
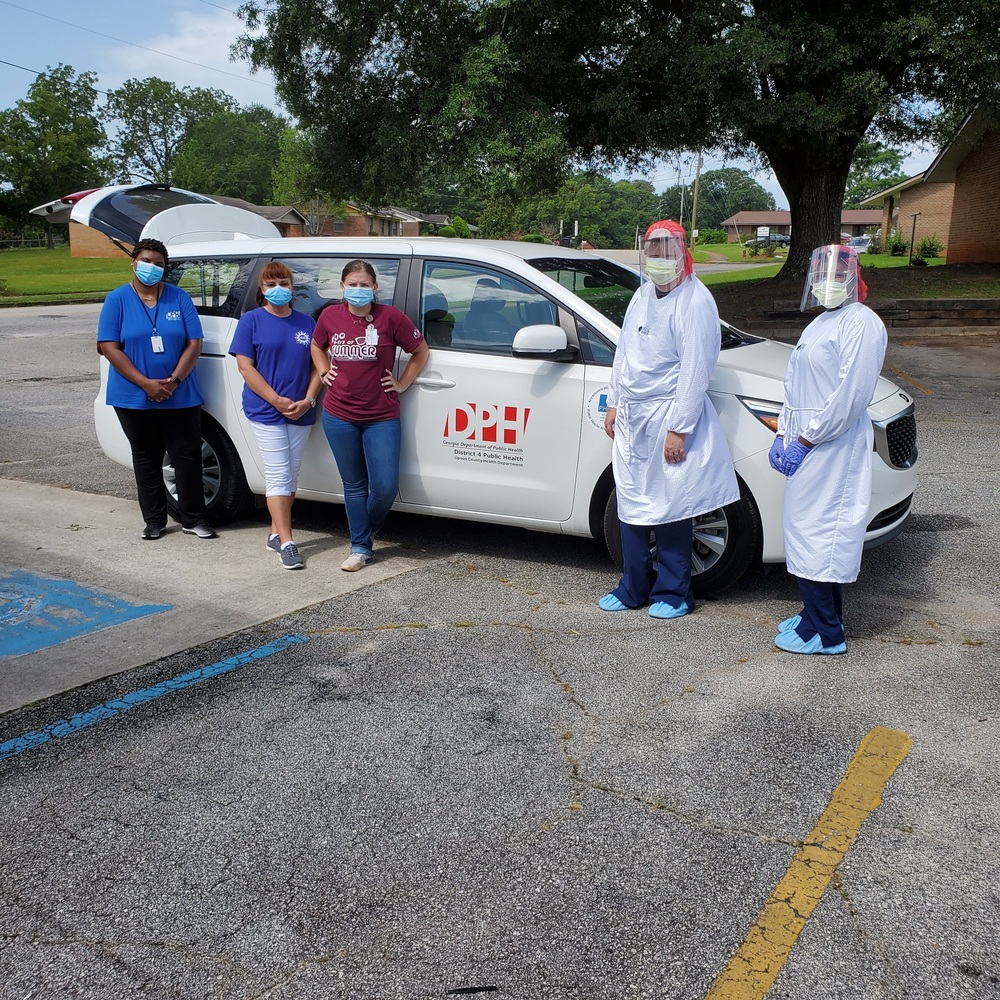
[587, 386, 612, 430]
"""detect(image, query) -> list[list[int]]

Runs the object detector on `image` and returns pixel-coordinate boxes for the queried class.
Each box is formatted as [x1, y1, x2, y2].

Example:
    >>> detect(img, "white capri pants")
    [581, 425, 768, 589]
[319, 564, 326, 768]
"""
[248, 420, 312, 496]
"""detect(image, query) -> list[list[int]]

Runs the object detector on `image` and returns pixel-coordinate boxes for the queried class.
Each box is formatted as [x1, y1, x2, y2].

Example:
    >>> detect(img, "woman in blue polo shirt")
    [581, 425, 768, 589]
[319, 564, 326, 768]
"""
[97, 238, 215, 541]
[230, 262, 321, 570]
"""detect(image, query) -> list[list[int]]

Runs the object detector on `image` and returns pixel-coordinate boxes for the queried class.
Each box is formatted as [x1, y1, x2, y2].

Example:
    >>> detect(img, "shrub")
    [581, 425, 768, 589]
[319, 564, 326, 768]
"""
[437, 225, 457, 238]
[886, 234, 908, 256]
[451, 214, 472, 239]
[520, 233, 548, 244]
[918, 234, 945, 259]
[909, 256, 928, 267]
[696, 228, 728, 245]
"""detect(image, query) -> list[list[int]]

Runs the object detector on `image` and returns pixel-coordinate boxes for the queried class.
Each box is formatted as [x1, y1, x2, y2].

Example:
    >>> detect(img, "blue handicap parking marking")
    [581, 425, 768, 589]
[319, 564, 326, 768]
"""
[0, 568, 171, 658]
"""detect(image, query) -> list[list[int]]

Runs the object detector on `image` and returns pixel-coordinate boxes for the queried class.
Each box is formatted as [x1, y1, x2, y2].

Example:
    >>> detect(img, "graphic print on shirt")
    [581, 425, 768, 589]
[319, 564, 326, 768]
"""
[328, 330, 378, 361]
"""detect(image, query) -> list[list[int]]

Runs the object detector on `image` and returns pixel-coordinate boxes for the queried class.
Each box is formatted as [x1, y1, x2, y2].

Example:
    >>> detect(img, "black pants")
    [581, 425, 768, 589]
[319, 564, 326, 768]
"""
[114, 406, 206, 528]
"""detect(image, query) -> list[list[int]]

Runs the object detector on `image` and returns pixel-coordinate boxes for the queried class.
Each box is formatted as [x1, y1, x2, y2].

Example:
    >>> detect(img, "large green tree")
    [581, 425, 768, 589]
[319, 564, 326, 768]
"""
[0, 65, 110, 238]
[103, 78, 239, 184]
[235, 0, 1000, 277]
[172, 105, 287, 204]
[843, 141, 909, 210]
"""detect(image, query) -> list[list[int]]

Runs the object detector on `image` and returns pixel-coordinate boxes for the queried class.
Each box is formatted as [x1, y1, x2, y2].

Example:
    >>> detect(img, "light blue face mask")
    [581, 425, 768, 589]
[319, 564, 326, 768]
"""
[263, 285, 293, 307]
[343, 286, 375, 308]
[134, 261, 164, 286]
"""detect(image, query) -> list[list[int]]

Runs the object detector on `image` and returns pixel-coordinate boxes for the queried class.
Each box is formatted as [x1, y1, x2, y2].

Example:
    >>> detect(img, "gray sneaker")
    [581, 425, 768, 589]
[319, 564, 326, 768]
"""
[183, 522, 218, 539]
[266, 533, 282, 553]
[280, 541, 304, 570]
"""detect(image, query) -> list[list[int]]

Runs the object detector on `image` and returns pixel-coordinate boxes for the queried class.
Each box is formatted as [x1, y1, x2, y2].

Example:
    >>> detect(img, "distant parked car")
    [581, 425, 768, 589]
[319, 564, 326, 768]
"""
[848, 235, 874, 252]
[745, 233, 790, 248]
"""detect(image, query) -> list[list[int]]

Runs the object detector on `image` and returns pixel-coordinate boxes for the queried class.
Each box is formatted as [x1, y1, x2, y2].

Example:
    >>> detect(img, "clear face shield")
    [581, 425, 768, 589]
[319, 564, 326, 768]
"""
[801, 245, 861, 311]
[641, 222, 690, 289]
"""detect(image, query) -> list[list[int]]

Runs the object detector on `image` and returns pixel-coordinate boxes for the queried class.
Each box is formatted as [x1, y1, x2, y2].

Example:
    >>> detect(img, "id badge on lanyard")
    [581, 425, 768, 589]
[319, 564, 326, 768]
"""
[365, 323, 379, 346]
[151, 334, 164, 353]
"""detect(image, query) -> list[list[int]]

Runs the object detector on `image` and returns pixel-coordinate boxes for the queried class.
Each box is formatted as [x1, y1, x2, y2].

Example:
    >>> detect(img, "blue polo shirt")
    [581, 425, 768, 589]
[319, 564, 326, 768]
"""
[97, 282, 205, 410]
[229, 307, 317, 426]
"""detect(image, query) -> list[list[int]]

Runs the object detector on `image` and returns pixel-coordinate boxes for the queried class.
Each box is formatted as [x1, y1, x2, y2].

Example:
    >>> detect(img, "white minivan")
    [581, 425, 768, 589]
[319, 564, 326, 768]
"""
[75, 185, 917, 595]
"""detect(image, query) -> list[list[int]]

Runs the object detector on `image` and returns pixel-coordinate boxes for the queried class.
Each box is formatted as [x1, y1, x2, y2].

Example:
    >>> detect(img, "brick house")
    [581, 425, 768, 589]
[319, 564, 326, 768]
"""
[313, 203, 423, 238]
[720, 209, 883, 243]
[861, 105, 1000, 262]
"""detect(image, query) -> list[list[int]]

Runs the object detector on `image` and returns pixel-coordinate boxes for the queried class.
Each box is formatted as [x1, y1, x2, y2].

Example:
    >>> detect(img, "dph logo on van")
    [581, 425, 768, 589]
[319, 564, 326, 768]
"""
[443, 404, 531, 444]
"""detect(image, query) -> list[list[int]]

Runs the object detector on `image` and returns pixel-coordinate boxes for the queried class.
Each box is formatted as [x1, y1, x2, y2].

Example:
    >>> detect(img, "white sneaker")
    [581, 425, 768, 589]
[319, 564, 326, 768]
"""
[340, 552, 373, 572]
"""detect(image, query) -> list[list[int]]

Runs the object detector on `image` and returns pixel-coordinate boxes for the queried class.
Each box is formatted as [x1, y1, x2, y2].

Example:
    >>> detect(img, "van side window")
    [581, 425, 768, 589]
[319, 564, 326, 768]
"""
[168, 258, 254, 317]
[267, 258, 400, 322]
[421, 261, 556, 354]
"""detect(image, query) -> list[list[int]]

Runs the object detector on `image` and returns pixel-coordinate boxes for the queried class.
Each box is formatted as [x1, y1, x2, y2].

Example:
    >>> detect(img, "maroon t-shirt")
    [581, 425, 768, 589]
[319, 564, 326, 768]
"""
[313, 302, 424, 422]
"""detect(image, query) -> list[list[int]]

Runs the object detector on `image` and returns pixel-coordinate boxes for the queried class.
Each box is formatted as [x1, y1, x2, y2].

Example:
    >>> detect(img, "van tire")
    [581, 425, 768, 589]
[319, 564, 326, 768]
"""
[603, 477, 762, 597]
[164, 416, 255, 525]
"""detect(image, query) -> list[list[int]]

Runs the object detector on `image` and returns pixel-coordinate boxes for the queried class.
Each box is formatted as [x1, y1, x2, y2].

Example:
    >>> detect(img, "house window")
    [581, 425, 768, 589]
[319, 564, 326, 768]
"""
[332, 219, 344, 232]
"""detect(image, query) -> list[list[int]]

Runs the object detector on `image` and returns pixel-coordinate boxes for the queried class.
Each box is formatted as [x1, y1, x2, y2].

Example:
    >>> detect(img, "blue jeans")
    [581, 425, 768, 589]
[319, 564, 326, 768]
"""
[322, 413, 401, 556]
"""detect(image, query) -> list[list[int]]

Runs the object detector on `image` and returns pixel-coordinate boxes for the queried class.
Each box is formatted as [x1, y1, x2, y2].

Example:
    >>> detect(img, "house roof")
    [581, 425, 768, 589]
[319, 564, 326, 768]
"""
[858, 174, 927, 206]
[923, 105, 997, 183]
[212, 196, 307, 225]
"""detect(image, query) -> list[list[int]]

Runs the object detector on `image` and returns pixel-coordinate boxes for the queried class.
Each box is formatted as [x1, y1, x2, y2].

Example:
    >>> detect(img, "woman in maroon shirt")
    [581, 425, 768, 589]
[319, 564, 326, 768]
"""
[311, 259, 429, 571]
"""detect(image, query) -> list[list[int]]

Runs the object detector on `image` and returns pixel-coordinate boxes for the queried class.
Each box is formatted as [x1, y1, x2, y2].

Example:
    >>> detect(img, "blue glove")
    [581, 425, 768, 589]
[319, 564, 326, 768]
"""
[767, 435, 785, 472]
[782, 439, 813, 477]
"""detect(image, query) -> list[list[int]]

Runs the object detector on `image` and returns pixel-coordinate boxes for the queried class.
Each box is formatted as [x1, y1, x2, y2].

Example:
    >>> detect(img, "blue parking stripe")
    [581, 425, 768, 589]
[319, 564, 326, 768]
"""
[0, 634, 309, 762]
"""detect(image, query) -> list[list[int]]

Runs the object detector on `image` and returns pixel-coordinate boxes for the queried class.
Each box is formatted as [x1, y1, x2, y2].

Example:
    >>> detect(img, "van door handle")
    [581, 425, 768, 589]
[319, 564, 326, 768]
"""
[412, 375, 456, 388]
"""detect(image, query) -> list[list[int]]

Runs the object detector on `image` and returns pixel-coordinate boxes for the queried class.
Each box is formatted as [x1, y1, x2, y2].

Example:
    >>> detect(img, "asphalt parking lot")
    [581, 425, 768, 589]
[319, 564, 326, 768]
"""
[1, 305, 998, 998]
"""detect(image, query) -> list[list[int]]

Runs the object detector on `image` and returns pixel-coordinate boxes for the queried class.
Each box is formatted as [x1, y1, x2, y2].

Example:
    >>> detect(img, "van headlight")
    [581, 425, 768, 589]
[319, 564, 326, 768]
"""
[739, 397, 782, 434]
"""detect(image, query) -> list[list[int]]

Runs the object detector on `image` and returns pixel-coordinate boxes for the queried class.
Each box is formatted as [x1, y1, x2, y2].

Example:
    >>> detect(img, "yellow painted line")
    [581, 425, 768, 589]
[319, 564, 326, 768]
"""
[705, 726, 912, 1000]
[883, 362, 935, 395]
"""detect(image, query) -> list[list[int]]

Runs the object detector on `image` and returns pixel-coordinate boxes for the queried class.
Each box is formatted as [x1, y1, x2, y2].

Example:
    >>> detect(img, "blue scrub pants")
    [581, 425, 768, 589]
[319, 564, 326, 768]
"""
[322, 413, 400, 557]
[611, 518, 693, 609]
[793, 577, 845, 647]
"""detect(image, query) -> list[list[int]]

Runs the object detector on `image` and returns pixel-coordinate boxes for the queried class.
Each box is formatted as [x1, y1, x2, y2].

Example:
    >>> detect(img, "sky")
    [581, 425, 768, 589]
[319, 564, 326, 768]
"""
[1, 0, 936, 211]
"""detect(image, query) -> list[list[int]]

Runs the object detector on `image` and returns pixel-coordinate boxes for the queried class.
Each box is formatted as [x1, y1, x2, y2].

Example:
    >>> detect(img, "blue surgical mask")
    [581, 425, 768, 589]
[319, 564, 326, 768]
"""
[343, 286, 375, 308]
[263, 285, 293, 307]
[134, 261, 164, 286]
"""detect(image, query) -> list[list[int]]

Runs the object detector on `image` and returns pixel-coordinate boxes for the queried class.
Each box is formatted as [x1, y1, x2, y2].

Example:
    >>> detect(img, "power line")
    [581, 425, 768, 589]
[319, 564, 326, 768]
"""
[0, 0, 270, 89]
[0, 56, 111, 95]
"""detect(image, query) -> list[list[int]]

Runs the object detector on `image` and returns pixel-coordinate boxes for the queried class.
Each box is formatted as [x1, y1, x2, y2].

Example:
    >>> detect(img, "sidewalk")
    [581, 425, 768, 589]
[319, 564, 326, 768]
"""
[0, 479, 434, 716]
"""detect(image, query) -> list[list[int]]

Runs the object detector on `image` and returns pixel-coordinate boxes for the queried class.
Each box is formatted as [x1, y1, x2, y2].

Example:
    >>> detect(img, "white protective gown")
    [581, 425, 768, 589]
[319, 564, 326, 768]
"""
[779, 302, 888, 583]
[609, 276, 739, 525]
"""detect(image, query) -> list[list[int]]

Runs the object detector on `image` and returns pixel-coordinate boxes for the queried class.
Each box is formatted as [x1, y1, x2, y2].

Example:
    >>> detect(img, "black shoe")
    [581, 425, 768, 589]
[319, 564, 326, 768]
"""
[182, 522, 218, 539]
[141, 523, 166, 540]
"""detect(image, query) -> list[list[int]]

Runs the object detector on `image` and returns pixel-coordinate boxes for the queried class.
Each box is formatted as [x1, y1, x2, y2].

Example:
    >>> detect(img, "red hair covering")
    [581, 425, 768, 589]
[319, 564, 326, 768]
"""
[643, 219, 694, 279]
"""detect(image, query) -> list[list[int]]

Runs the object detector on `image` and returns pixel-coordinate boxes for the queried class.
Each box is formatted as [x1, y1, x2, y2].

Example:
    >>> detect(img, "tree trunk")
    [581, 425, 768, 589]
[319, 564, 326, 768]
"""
[763, 141, 855, 281]
[45, 222, 55, 250]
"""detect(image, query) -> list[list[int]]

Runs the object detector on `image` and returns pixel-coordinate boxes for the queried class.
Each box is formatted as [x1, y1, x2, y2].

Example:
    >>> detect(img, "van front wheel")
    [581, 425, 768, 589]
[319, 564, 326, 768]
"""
[602, 478, 762, 598]
[163, 416, 255, 525]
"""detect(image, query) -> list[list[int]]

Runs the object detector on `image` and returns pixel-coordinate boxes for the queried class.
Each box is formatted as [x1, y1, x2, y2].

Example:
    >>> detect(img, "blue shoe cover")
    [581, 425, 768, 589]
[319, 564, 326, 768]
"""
[778, 614, 802, 633]
[774, 630, 846, 655]
[648, 600, 690, 620]
[598, 593, 630, 612]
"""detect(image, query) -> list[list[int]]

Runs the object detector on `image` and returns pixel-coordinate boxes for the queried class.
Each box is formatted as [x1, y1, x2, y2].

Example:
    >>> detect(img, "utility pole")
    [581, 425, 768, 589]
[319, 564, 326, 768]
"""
[907, 212, 921, 265]
[689, 150, 703, 251]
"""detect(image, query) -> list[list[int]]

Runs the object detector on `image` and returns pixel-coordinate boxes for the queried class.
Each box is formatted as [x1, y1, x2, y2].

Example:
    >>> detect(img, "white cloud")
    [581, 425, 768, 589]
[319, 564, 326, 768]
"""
[99, 9, 279, 112]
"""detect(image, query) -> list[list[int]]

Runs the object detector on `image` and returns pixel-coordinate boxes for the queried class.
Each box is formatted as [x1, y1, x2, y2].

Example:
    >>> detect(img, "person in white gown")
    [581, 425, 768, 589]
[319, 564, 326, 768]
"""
[768, 244, 888, 654]
[599, 220, 739, 619]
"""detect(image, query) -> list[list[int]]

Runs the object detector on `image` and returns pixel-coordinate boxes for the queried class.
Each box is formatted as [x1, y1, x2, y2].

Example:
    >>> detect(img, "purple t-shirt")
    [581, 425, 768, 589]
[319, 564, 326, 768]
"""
[229, 307, 316, 425]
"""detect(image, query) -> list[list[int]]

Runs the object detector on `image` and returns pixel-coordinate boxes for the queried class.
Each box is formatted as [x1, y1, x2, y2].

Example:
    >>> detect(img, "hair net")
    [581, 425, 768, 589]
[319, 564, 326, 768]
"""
[642, 219, 693, 288]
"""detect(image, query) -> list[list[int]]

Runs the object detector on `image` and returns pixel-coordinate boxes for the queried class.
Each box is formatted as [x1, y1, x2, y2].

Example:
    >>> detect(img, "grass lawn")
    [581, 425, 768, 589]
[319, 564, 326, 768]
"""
[0, 246, 129, 304]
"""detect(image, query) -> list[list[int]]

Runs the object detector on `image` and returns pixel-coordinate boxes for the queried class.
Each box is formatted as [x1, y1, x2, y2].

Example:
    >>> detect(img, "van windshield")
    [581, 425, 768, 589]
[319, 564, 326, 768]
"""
[528, 256, 640, 327]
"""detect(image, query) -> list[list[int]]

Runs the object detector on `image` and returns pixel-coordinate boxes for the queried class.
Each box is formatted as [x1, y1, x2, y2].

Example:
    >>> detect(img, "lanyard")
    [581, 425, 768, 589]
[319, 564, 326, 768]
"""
[133, 282, 162, 336]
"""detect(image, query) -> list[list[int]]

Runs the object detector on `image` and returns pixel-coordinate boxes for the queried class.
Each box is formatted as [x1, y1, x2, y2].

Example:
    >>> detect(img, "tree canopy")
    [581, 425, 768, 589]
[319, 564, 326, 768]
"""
[842, 141, 910, 210]
[103, 78, 239, 184]
[172, 105, 288, 204]
[235, 0, 1000, 275]
[657, 168, 776, 232]
[0, 65, 110, 229]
